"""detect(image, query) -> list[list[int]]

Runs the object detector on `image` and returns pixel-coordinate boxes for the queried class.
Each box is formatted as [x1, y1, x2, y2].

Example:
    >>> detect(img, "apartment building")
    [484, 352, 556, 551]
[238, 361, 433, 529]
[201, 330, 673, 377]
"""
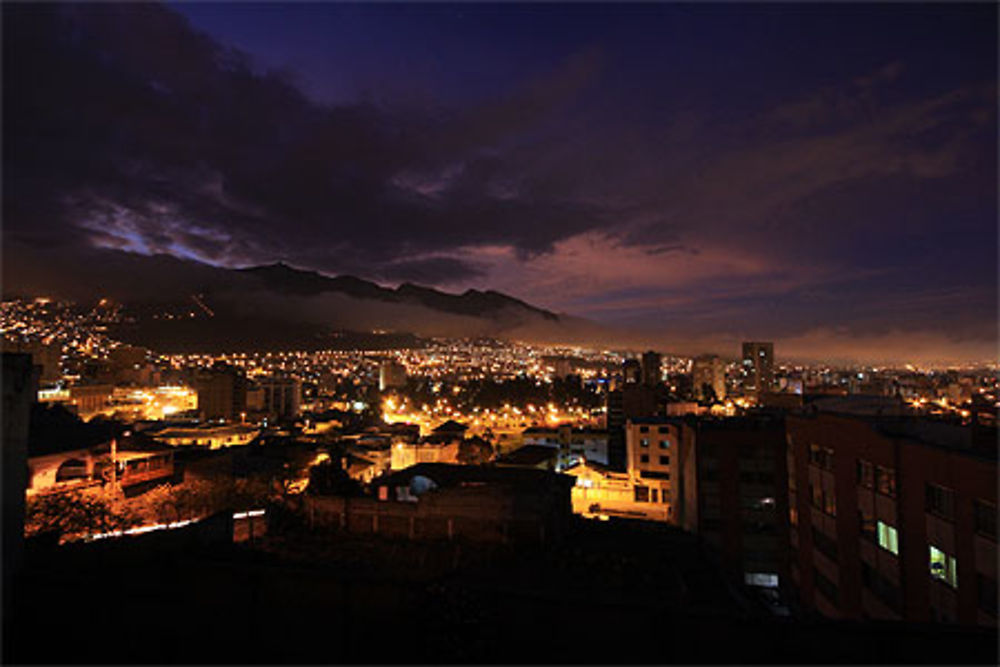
[786, 412, 996, 627]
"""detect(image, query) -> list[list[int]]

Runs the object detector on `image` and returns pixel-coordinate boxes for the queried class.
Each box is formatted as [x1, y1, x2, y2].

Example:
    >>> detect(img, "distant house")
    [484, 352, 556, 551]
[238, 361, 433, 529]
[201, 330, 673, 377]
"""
[149, 424, 260, 448]
[494, 444, 559, 471]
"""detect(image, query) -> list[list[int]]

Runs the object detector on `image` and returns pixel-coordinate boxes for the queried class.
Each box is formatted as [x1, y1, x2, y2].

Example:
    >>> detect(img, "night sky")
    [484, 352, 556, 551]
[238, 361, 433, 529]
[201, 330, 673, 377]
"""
[3, 2, 997, 363]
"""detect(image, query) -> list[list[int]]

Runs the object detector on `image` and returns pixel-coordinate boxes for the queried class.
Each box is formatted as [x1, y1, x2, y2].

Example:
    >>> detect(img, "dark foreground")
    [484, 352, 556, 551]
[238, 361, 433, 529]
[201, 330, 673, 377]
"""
[5, 516, 997, 664]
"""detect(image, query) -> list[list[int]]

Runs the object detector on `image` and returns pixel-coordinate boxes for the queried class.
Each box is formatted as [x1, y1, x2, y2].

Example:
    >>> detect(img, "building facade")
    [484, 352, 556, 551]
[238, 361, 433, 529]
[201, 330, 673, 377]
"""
[741, 342, 774, 399]
[786, 412, 997, 627]
[692, 354, 727, 402]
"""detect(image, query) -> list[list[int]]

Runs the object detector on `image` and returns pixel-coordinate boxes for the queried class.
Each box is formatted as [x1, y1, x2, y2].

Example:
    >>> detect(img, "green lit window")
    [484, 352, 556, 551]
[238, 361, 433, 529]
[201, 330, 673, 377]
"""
[877, 520, 898, 555]
[929, 546, 958, 588]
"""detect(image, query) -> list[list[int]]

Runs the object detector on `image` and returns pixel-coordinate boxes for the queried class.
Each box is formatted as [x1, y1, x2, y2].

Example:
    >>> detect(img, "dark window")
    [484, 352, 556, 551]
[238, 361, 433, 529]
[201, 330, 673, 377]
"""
[813, 568, 839, 605]
[702, 469, 717, 482]
[861, 562, 902, 613]
[978, 574, 998, 616]
[856, 459, 874, 489]
[659, 455, 670, 465]
[701, 517, 721, 531]
[925, 483, 955, 521]
[651, 488, 659, 503]
[639, 426, 649, 434]
[811, 526, 839, 563]
[634, 485, 650, 502]
[757, 472, 774, 485]
[974, 500, 997, 540]
[858, 508, 876, 543]
[657, 427, 669, 434]
[875, 466, 896, 497]
[640, 454, 649, 464]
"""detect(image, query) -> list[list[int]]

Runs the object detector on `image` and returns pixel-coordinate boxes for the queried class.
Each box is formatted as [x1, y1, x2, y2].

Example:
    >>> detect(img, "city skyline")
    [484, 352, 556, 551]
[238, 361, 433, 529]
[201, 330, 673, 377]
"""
[3, 2, 997, 364]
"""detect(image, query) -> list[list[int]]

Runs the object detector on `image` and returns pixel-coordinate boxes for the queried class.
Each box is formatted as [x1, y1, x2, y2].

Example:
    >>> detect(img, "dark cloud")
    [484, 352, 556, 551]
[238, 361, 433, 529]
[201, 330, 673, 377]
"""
[3, 3, 607, 282]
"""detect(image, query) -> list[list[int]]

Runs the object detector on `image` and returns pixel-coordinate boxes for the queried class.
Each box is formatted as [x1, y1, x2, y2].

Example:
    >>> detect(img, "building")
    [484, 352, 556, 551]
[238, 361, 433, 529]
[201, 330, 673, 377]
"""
[194, 364, 247, 421]
[494, 444, 560, 471]
[624, 417, 691, 522]
[680, 416, 790, 603]
[2, 353, 38, 623]
[257, 376, 302, 421]
[389, 440, 460, 470]
[521, 425, 610, 468]
[605, 384, 661, 471]
[641, 350, 662, 387]
[150, 424, 260, 448]
[4, 341, 61, 384]
[622, 358, 641, 384]
[379, 360, 407, 392]
[741, 342, 774, 399]
[26, 440, 176, 498]
[786, 412, 997, 627]
[692, 354, 727, 402]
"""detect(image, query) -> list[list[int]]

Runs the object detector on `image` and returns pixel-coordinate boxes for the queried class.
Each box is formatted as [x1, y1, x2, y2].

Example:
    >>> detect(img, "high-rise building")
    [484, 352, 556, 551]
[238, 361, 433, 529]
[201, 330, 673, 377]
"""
[786, 412, 997, 627]
[741, 342, 774, 398]
[641, 351, 662, 387]
[194, 364, 248, 421]
[379, 360, 407, 392]
[622, 359, 641, 385]
[692, 354, 727, 402]
[680, 415, 789, 602]
[258, 376, 302, 421]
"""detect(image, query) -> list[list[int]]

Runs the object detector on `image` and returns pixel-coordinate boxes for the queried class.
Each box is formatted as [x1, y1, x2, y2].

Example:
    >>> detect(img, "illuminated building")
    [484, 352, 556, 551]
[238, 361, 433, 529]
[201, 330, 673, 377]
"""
[379, 360, 407, 391]
[390, 440, 460, 470]
[624, 417, 690, 522]
[26, 440, 175, 497]
[521, 425, 609, 467]
[741, 341, 774, 399]
[692, 354, 727, 402]
[641, 350, 662, 387]
[786, 412, 997, 627]
[150, 424, 260, 448]
[679, 416, 790, 604]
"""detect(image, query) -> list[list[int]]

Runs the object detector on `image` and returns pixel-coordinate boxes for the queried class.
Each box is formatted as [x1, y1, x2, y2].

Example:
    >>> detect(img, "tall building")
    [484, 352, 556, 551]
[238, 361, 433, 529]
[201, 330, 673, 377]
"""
[258, 376, 302, 421]
[379, 360, 407, 392]
[194, 364, 247, 421]
[622, 359, 641, 385]
[741, 342, 774, 399]
[4, 340, 60, 384]
[2, 353, 38, 628]
[680, 416, 789, 602]
[786, 412, 997, 627]
[692, 354, 727, 402]
[641, 351, 662, 387]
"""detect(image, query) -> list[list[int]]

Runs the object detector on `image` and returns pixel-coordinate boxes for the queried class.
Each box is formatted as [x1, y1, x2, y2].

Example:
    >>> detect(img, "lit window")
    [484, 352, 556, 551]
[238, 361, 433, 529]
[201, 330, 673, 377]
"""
[877, 520, 899, 555]
[659, 440, 670, 449]
[929, 545, 958, 588]
[640, 438, 650, 447]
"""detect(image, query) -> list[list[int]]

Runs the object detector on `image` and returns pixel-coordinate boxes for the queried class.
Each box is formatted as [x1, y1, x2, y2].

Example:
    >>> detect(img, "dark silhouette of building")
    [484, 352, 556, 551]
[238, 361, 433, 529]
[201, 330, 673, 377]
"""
[680, 415, 790, 603]
[622, 358, 641, 384]
[194, 364, 248, 421]
[786, 412, 997, 627]
[742, 341, 774, 399]
[641, 350, 662, 387]
[2, 353, 38, 644]
[692, 354, 727, 402]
